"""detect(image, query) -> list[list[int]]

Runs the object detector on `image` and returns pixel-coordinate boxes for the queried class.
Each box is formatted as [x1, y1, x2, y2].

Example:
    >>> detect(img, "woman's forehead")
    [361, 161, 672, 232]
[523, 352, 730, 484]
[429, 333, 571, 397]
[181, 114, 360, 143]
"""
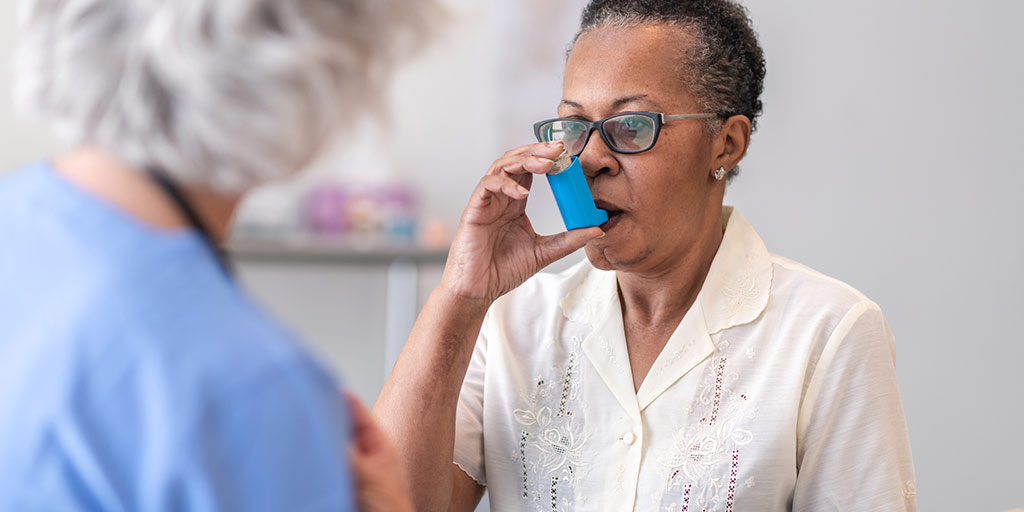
[562, 24, 697, 114]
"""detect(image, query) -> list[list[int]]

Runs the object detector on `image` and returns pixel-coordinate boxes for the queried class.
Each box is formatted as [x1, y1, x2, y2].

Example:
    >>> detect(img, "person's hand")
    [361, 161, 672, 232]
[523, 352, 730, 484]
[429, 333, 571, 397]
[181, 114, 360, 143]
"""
[347, 393, 413, 512]
[440, 141, 604, 306]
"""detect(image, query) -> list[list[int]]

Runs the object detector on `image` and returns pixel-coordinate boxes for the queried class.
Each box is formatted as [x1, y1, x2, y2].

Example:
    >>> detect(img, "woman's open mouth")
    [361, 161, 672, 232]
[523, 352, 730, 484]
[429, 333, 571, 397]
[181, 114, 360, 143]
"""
[594, 200, 625, 231]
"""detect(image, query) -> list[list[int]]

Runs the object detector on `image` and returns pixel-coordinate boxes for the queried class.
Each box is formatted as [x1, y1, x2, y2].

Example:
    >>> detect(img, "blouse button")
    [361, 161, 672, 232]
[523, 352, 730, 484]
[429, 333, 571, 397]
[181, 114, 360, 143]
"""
[621, 432, 636, 445]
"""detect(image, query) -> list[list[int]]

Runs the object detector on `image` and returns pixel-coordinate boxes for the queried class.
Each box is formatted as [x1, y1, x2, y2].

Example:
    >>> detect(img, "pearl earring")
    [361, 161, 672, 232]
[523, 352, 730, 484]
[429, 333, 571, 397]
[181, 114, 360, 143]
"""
[714, 167, 727, 181]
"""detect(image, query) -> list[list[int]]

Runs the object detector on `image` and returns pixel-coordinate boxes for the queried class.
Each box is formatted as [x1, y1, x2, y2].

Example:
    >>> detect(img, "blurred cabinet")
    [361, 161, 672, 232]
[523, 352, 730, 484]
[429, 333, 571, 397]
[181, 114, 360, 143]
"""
[228, 237, 446, 406]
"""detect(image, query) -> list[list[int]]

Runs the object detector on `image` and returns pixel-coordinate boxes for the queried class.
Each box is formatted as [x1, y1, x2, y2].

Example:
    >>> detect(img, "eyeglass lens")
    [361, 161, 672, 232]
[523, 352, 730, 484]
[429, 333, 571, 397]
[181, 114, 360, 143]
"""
[540, 114, 657, 156]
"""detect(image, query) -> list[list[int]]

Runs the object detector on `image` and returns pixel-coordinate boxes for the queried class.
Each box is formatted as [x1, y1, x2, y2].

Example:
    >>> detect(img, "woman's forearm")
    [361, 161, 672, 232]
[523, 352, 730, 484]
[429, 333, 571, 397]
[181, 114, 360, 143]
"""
[372, 139, 596, 510]
[372, 288, 489, 511]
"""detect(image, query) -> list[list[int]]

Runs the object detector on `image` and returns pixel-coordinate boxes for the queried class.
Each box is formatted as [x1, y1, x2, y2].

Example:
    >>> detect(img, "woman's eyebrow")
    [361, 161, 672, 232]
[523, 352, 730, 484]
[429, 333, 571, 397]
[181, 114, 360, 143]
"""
[558, 95, 663, 112]
[612, 94, 661, 110]
[559, 99, 585, 110]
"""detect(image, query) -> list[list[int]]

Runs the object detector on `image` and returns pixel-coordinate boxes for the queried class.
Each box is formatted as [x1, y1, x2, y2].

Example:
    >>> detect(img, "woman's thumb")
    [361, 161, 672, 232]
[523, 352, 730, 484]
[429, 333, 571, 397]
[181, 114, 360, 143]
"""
[535, 227, 604, 269]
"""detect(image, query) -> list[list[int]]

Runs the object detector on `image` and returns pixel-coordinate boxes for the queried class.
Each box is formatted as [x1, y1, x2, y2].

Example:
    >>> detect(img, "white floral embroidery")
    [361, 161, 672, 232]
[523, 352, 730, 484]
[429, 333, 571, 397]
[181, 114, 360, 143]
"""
[902, 480, 916, 499]
[649, 338, 698, 380]
[560, 269, 615, 328]
[512, 344, 591, 509]
[514, 405, 592, 485]
[667, 416, 753, 483]
[722, 255, 761, 317]
[599, 336, 626, 374]
[660, 352, 755, 509]
[538, 423, 589, 475]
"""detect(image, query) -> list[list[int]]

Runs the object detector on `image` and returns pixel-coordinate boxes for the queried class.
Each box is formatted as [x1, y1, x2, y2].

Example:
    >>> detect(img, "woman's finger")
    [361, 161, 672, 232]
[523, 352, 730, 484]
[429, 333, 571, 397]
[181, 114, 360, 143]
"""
[467, 174, 531, 209]
[534, 227, 605, 269]
[498, 140, 565, 160]
[498, 155, 555, 177]
[486, 142, 566, 177]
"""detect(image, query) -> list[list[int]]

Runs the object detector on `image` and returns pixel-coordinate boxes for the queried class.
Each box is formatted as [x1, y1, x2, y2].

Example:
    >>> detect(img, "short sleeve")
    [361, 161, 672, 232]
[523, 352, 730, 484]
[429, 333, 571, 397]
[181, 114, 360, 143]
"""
[176, 358, 357, 512]
[794, 301, 917, 511]
[453, 316, 489, 487]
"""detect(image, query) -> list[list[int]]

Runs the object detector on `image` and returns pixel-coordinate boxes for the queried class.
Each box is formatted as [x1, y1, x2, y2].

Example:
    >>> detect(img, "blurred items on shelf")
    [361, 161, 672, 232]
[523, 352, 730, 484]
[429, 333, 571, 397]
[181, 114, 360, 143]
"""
[304, 182, 447, 248]
[232, 121, 451, 251]
[233, 179, 450, 251]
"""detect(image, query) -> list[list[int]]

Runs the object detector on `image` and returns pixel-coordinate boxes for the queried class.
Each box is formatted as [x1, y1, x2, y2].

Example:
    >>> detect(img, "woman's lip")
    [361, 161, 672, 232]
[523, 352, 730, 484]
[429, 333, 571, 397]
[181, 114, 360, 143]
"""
[600, 211, 623, 231]
[594, 199, 621, 212]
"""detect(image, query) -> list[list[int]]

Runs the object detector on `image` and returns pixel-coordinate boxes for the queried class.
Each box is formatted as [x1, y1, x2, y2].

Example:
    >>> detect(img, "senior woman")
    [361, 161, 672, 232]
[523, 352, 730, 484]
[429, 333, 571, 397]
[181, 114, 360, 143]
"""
[376, 1, 917, 511]
[0, 0, 430, 510]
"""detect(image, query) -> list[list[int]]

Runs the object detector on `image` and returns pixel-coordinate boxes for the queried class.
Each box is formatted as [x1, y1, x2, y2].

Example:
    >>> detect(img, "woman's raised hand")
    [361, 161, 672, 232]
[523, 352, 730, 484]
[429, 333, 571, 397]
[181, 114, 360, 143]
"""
[439, 141, 604, 306]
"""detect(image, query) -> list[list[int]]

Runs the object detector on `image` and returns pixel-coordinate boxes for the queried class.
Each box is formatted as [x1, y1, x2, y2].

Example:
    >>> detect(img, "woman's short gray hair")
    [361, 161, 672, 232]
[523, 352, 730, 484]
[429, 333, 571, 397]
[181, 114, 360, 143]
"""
[577, 0, 765, 131]
[14, 0, 432, 192]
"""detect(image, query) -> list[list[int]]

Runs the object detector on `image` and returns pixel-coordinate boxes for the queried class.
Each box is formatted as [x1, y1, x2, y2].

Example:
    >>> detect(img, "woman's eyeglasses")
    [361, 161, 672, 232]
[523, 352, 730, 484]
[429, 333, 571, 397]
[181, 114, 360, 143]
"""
[533, 112, 721, 157]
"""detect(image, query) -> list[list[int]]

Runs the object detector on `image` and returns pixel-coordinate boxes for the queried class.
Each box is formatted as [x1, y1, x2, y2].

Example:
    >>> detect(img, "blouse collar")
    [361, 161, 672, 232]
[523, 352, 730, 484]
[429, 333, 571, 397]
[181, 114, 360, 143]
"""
[699, 207, 774, 334]
[561, 207, 772, 332]
[559, 207, 773, 415]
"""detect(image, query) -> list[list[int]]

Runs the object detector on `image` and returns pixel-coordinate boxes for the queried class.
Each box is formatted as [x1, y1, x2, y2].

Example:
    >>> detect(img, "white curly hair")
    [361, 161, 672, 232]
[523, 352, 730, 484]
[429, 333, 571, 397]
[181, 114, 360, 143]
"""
[13, 0, 433, 192]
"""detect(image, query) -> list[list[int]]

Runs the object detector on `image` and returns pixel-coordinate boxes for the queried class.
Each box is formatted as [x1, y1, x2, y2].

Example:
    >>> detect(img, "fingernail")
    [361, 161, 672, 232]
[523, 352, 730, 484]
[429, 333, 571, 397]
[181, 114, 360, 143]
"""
[517, 185, 530, 195]
[547, 141, 564, 148]
[538, 157, 553, 164]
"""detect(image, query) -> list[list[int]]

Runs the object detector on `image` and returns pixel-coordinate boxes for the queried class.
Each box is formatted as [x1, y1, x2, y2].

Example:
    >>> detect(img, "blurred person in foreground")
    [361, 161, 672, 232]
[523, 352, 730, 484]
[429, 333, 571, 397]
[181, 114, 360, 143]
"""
[0, 0, 431, 510]
[375, 0, 917, 510]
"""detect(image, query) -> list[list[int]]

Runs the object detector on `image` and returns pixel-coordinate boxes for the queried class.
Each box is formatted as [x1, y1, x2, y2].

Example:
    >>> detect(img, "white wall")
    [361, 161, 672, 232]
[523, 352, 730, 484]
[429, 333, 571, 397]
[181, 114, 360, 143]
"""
[734, 1, 1023, 510]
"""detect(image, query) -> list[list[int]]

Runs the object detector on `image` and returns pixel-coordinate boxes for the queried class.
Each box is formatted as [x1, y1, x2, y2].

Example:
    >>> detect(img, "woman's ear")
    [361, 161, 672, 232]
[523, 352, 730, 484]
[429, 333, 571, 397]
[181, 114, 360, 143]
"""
[711, 115, 752, 173]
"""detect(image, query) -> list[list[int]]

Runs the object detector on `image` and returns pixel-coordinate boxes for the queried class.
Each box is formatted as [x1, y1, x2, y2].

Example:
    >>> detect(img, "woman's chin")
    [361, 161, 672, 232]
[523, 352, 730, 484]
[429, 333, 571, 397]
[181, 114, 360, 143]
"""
[584, 255, 615, 272]
[584, 243, 644, 272]
[583, 244, 612, 270]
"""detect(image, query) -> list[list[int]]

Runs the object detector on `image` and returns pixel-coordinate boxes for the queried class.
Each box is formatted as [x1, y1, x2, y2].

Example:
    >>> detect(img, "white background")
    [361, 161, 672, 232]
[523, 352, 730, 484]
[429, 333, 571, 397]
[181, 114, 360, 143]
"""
[3, 0, 1022, 510]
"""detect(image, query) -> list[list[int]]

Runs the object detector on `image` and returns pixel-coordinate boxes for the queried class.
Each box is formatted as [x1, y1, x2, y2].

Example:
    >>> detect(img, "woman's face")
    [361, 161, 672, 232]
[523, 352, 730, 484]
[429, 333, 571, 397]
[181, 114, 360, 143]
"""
[562, 24, 726, 274]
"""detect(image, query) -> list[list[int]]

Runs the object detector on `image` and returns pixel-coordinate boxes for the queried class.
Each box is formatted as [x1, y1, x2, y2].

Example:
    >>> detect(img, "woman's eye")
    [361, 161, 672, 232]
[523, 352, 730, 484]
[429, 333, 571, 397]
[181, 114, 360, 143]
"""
[625, 117, 646, 131]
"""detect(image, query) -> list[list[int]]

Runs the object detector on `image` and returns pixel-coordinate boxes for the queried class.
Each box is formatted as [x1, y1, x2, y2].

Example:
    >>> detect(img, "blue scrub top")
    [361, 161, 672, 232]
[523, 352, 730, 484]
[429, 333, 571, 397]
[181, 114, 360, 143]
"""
[0, 163, 356, 511]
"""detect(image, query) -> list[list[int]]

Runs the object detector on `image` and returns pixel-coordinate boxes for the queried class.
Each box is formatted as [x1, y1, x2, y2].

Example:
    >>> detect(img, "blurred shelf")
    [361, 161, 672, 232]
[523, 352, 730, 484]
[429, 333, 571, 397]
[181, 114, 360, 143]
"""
[227, 235, 449, 264]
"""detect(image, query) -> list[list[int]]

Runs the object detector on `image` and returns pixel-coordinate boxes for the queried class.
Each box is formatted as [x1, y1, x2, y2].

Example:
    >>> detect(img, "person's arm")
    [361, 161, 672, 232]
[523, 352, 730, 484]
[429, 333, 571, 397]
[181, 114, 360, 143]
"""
[793, 301, 917, 511]
[373, 141, 603, 511]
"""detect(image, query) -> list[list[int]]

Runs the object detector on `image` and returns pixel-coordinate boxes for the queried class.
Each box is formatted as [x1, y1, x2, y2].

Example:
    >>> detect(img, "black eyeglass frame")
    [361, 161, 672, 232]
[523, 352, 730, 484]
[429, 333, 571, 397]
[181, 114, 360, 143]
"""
[533, 111, 725, 157]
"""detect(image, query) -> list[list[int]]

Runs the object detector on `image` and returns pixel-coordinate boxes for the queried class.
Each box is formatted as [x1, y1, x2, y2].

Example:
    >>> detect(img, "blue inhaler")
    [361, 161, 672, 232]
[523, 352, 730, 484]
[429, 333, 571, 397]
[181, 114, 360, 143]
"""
[545, 153, 608, 231]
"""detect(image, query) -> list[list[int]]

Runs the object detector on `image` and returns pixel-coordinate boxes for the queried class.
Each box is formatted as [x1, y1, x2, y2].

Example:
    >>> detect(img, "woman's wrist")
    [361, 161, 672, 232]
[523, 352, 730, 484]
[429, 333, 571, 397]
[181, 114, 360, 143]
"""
[434, 278, 495, 318]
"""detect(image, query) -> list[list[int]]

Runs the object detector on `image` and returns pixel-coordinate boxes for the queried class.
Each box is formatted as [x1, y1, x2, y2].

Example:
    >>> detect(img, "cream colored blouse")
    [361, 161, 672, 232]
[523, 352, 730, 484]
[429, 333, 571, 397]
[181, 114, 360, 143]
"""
[454, 207, 917, 511]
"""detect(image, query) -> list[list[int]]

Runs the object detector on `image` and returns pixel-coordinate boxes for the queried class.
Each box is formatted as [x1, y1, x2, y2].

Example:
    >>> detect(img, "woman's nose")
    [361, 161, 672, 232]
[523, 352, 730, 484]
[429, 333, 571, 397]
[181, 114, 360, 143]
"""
[578, 130, 620, 178]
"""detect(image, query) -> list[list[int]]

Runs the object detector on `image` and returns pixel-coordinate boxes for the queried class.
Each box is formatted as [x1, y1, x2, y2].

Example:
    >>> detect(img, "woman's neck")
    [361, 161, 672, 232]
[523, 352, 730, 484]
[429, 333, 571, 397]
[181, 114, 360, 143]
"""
[53, 147, 242, 244]
[615, 207, 724, 328]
